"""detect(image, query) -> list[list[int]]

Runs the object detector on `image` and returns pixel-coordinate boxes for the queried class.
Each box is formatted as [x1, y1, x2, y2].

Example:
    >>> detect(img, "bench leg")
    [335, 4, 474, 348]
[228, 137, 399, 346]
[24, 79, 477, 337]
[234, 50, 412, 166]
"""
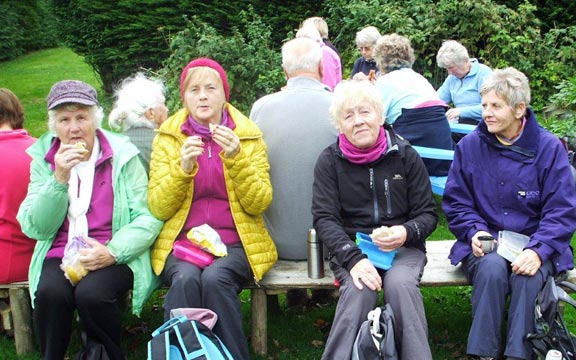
[9, 288, 34, 355]
[251, 288, 267, 356]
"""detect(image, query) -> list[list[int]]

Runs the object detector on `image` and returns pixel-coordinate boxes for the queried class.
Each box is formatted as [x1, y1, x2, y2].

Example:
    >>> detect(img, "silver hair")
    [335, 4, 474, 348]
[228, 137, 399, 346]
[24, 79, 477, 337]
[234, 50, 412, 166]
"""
[480, 67, 531, 108]
[436, 40, 470, 68]
[329, 80, 385, 130]
[281, 37, 323, 75]
[108, 73, 165, 130]
[355, 26, 381, 46]
[48, 104, 104, 132]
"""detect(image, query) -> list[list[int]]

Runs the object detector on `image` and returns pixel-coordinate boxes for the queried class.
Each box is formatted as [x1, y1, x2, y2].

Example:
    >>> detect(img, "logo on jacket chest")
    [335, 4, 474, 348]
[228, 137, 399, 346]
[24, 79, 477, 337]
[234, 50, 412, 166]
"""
[517, 190, 540, 199]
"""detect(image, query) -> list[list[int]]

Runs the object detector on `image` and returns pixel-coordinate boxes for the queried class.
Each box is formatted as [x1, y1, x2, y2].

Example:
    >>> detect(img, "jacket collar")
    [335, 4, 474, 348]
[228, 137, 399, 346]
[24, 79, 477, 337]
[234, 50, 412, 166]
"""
[158, 103, 263, 141]
[477, 107, 539, 158]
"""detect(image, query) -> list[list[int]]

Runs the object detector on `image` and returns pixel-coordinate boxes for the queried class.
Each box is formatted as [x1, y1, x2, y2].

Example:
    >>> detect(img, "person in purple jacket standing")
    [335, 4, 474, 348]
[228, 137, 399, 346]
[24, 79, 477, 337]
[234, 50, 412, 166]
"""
[442, 67, 576, 360]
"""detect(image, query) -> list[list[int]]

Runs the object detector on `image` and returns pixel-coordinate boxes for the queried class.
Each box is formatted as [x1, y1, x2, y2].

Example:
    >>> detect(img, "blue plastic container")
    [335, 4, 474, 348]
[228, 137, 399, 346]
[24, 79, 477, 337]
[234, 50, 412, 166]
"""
[355, 232, 397, 270]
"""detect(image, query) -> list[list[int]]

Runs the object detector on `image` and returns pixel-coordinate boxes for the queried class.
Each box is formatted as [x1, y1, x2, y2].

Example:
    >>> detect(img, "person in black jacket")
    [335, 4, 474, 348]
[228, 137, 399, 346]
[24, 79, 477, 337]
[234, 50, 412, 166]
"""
[313, 80, 437, 360]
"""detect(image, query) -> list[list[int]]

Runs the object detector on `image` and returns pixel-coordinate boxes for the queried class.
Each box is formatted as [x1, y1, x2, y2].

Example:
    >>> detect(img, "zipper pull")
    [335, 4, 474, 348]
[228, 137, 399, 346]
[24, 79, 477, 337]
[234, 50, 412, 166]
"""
[208, 143, 212, 158]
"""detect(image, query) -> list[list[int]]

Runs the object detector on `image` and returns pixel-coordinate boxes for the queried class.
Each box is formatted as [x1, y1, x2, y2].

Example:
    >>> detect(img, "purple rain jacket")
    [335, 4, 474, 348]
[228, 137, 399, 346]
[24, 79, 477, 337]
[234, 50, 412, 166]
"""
[442, 108, 576, 272]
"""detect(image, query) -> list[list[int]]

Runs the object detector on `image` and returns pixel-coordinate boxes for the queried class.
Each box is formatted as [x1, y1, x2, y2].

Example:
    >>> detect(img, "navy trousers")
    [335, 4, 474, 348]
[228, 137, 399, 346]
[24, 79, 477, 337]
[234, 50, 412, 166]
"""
[462, 251, 554, 359]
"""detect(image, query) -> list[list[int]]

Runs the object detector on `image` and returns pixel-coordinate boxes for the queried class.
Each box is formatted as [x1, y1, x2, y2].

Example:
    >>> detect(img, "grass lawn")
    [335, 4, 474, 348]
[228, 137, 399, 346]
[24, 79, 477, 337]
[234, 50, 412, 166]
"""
[1, 47, 575, 360]
[0, 47, 102, 138]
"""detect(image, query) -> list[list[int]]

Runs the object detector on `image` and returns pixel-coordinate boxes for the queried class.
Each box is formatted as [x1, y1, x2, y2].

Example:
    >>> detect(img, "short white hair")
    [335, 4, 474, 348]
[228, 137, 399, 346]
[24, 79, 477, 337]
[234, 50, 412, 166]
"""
[48, 104, 104, 132]
[436, 40, 470, 68]
[108, 73, 165, 130]
[282, 37, 322, 75]
[330, 80, 385, 130]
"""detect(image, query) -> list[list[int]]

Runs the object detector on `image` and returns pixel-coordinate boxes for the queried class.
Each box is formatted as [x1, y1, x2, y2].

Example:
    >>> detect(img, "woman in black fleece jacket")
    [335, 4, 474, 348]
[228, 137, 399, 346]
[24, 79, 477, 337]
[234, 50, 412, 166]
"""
[312, 80, 437, 360]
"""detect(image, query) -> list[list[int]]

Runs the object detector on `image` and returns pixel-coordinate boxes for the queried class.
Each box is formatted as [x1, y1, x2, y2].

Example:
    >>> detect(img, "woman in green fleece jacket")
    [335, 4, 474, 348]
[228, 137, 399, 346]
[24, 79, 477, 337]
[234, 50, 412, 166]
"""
[17, 80, 162, 360]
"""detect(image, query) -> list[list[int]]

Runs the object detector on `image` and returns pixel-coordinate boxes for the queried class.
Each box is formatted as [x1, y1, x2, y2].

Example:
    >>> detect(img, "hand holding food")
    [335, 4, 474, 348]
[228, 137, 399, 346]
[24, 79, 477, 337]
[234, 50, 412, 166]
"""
[371, 225, 407, 251]
[211, 125, 240, 158]
[54, 141, 90, 183]
[370, 225, 392, 239]
[181, 135, 204, 174]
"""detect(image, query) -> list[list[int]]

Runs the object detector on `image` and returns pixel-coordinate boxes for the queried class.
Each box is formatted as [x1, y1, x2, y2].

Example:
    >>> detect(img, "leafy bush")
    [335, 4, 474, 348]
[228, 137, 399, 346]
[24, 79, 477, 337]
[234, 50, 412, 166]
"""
[323, 0, 576, 110]
[0, 0, 58, 61]
[540, 77, 576, 150]
[49, 0, 321, 95]
[158, 10, 284, 115]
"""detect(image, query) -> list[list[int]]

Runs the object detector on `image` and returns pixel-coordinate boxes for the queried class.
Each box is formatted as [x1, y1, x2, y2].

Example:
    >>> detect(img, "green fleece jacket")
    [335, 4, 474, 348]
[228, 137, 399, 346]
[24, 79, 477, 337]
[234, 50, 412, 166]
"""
[17, 129, 162, 315]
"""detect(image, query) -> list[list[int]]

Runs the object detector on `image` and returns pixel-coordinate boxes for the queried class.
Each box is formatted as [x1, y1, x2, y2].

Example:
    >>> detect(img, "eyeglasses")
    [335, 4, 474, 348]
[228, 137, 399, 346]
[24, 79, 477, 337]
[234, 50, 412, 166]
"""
[358, 46, 373, 52]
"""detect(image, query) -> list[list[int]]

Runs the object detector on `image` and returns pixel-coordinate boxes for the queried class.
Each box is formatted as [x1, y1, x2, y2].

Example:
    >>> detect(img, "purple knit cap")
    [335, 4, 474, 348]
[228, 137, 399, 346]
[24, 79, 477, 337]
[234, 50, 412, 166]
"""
[179, 58, 230, 101]
[47, 80, 98, 110]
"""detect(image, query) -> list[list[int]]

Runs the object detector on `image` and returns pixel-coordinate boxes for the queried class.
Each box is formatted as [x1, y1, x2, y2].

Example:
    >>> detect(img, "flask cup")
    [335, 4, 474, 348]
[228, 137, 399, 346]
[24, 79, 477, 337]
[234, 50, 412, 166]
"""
[307, 229, 325, 279]
[545, 349, 562, 360]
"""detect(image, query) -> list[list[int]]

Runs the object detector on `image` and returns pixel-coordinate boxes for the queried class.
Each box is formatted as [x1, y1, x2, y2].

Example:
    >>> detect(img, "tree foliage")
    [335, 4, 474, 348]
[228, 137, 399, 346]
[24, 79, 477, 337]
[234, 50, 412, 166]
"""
[158, 10, 284, 115]
[48, 0, 323, 94]
[324, 0, 576, 110]
[0, 0, 58, 61]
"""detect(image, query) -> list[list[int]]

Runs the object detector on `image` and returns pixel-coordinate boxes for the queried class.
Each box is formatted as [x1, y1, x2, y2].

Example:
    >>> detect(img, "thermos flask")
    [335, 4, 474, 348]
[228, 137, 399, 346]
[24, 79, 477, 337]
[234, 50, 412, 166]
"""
[307, 228, 325, 279]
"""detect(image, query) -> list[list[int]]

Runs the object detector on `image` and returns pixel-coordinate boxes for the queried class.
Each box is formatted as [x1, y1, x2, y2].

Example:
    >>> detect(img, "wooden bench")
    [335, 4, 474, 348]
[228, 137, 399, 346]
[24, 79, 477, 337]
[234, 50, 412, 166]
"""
[249, 240, 465, 355]
[5, 239, 574, 357]
[248, 239, 576, 356]
[0, 281, 34, 355]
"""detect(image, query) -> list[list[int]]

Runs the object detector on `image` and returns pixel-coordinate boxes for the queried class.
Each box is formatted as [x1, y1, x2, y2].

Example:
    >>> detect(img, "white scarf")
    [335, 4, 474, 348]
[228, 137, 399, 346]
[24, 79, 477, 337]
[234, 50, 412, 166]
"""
[66, 137, 100, 243]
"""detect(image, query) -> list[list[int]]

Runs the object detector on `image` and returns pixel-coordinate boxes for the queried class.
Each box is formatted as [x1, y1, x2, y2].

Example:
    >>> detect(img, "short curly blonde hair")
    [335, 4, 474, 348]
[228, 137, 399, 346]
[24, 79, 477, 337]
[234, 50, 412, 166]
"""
[373, 33, 415, 73]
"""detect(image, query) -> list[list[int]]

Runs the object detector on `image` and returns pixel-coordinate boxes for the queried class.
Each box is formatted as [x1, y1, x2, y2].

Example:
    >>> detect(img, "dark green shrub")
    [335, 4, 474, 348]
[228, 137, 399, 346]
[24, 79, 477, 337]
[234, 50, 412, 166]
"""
[50, 0, 322, 95]
[158, 10, 284, 115]
[0, 0, 58, 61]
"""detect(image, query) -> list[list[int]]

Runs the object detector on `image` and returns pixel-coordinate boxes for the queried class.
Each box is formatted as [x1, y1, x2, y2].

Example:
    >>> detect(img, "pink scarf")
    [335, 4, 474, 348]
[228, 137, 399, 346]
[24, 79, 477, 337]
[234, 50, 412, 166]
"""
[338, 127, 388, 164]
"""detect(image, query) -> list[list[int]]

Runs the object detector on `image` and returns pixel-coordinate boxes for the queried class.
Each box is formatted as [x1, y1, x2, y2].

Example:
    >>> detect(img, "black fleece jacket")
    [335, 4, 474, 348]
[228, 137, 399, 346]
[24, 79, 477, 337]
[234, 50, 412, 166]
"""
[312, 126, 438, 272]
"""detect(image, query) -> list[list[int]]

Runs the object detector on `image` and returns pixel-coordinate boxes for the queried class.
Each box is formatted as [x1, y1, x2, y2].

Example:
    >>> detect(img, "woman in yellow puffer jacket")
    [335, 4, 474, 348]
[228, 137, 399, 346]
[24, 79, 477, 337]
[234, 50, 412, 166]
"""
[148, 58, 277, 360]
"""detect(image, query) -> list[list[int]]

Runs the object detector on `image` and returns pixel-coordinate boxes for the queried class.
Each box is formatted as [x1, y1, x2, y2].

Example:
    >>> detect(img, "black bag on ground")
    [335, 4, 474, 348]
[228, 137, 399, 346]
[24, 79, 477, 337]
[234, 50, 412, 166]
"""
[74, 331, 111, 360]
[526, 275, 576, 359]
[147, 315, 233, 360]
[352, 304, 398, 360]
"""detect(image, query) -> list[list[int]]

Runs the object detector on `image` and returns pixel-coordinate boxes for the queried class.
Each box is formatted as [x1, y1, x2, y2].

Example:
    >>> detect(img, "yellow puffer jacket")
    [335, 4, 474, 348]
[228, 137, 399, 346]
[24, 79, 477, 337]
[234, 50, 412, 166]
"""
[148, 104, 277, 281]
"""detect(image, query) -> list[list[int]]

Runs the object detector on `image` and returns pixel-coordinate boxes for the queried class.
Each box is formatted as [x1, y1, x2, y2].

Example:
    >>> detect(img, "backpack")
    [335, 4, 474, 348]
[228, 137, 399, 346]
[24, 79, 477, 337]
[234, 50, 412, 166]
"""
[147, 316, 234, 360]
[526, 275, 576, 360]
[352, 304, 399, 360]
[74, 331, 110, 360]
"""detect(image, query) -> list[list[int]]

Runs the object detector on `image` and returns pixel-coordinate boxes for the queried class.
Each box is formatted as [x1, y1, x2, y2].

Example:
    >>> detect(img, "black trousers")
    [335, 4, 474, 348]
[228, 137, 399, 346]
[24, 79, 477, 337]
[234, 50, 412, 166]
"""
[33, 257, 133, 360]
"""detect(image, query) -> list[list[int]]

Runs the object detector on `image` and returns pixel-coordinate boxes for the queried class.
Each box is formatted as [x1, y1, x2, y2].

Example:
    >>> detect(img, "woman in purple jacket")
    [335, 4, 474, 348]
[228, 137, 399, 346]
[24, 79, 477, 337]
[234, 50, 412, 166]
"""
[442, 67, 576, 360]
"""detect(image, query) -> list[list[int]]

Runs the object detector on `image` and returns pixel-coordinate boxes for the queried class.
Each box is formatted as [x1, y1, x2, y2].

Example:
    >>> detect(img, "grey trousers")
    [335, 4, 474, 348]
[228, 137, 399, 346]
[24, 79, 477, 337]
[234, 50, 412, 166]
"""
[161, 244, 252, 360]
[462, 251, 554, 359]
[322, 247, 432, 360]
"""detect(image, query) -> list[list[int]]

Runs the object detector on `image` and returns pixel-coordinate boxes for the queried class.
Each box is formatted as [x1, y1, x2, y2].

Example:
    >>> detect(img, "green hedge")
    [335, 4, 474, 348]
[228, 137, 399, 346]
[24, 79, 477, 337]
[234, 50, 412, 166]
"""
[0, 0, 57, 61]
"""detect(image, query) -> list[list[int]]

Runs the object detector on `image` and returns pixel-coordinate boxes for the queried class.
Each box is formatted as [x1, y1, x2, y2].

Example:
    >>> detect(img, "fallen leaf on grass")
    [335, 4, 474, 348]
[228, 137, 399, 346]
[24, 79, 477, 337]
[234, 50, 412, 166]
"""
[313, 318, 326, 328]
[311, 339, 325, 348]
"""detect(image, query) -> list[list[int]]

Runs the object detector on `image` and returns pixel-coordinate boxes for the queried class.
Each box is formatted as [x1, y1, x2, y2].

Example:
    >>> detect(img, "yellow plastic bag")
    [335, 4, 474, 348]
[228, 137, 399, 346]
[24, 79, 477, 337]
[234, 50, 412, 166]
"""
[60, 235, 90, 285]
[186, 224, 227, 257]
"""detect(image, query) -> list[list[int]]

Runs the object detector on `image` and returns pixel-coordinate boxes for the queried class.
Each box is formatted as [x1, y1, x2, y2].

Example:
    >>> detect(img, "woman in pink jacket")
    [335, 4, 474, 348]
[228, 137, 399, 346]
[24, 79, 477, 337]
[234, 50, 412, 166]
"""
[0, 89, 36, 284]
